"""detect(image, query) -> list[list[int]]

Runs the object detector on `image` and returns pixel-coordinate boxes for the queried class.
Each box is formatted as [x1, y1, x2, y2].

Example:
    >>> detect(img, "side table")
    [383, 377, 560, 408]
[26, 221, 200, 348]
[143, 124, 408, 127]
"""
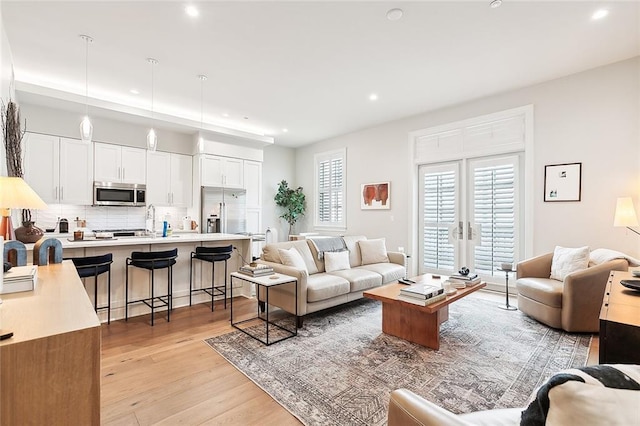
[230, 272, 298, 345]
[497, 268, 517, 311]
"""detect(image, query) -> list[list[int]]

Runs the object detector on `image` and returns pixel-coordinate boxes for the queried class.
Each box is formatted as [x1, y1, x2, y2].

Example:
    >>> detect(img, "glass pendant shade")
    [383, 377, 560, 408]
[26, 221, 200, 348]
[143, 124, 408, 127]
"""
[147, 128, 157, 151]
[80, 116, 93, 143]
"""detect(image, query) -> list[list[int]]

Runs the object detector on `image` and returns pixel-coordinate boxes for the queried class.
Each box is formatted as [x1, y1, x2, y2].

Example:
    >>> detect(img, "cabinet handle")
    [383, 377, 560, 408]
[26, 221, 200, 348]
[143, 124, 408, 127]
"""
[55, 187, 58, 200]
[61, 187, 64, 201]
[123, 168, 125, 180]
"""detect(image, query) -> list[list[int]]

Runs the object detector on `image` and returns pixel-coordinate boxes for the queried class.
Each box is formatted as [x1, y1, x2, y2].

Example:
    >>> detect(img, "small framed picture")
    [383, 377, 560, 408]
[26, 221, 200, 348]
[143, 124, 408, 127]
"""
[361, 182, 390, 210]
[544, 163, 582, 202]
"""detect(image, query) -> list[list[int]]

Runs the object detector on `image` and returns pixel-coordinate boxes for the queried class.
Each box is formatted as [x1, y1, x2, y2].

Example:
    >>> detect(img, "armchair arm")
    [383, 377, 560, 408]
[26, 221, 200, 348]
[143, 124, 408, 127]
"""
[388, 389, 472, 426]
[561, 259, 628, 332]
[516, 253, 553, 279]
[256, 260, 310, 316]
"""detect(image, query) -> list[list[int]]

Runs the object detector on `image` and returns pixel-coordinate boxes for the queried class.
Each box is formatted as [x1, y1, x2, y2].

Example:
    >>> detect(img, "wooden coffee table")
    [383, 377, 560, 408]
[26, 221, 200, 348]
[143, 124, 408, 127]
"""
[364, 275, 486, 350]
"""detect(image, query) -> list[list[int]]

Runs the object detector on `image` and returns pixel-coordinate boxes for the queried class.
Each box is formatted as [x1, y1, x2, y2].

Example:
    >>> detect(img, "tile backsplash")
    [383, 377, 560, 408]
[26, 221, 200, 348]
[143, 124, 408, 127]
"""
[27, 205, 188, 231]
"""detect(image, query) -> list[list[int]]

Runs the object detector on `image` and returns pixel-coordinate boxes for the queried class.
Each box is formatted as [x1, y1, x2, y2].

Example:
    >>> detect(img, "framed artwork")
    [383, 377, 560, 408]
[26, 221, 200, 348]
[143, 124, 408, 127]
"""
[361, 182, 390, 210]
[544, 163, 582, 202]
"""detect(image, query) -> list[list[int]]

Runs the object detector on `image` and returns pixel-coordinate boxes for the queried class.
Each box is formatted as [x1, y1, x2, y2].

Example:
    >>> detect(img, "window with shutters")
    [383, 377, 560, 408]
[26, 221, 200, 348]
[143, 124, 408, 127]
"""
[315, 148, 346, 229]
[420, 164, 458, 273]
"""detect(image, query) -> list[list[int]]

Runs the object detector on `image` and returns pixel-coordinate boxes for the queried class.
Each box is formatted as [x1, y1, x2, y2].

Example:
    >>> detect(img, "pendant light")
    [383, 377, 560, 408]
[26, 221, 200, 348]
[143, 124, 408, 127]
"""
[197, 74, 207, 153]
[147, 58, 158, 151]
[79, 35, 93, 143]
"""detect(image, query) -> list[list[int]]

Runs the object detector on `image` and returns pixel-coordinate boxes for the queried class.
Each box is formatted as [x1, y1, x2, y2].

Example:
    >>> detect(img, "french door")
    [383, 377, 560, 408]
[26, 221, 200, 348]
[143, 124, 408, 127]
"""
[418, 154, 522, 284]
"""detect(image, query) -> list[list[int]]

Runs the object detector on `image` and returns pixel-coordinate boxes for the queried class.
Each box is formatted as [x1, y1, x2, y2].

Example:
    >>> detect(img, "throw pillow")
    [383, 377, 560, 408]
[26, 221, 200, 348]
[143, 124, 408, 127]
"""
[324, 250, 351, 273]
[278, 248, 308, 272]
[550, 246, 589, 281]
[358, 238, 389, 265]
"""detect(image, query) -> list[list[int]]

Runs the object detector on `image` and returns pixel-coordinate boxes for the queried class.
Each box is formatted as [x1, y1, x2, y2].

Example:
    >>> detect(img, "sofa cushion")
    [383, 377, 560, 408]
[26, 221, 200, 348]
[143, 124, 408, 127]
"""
[550, 245, 589, 281]
[262, 240, 319, 274]
[307, 274, 350, 302]
[359, 238, 389, 265]
[327, 268, 382, 292]
[278, 247, 307, 272]
[342, 235, 367, 267]
[324, 250, 351, 273]
[357, 263, 404, 283]
[516, 277, 563, 308]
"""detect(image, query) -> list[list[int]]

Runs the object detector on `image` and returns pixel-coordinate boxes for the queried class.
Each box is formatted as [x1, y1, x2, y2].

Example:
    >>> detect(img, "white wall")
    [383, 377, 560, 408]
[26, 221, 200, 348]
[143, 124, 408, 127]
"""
[0, 9, 13, 102]
[262, 144, 296, 242]
[296, 57, 640, 259]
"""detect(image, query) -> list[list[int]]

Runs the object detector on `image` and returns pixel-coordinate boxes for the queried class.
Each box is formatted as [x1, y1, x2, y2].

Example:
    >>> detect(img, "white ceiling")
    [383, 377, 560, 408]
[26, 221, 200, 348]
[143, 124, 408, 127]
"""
[2, 1, 639, 148]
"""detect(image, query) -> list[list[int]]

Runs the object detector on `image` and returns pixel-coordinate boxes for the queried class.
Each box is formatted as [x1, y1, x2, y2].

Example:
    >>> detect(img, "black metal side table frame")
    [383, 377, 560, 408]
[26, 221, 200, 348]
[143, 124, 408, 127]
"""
[230, 272, 298, 345]
[497, 268, 518, 311]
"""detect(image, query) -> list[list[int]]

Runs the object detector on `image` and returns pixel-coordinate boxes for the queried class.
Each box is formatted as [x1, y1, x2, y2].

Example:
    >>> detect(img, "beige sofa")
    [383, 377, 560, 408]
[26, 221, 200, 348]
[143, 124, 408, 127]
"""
[515, 253, 628, 332]
[257, 236, 406, 325]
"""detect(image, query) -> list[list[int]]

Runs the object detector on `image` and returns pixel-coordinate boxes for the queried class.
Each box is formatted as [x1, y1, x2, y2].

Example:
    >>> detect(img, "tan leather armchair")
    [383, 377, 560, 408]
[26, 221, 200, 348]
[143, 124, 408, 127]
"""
[515, 254, 628, 332]
[388, 389, 521, 426]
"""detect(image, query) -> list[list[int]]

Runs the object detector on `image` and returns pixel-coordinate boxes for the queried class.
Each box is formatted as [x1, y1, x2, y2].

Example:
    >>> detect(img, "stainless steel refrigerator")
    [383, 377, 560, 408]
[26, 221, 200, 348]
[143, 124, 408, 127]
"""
[200, 186, 247, 234]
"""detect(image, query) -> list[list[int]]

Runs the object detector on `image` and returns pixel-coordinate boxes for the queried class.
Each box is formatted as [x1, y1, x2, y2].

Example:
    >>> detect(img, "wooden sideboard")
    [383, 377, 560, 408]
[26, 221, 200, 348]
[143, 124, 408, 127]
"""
[599, 270, 640, 364]
[0, 261, 101, 425]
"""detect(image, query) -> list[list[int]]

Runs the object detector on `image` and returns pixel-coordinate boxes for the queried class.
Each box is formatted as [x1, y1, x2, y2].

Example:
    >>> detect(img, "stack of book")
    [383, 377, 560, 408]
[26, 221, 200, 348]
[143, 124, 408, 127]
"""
[448, 273, 480, 288]
[398, 283, 446, 306]
[2, 265, 38, 294]
[238, 263, 274, 277]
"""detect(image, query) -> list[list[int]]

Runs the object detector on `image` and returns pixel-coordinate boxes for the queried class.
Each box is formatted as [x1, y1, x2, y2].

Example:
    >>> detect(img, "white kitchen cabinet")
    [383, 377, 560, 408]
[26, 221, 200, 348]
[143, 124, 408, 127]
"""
[146, 151, 192, 207]
[24, 133, 93, 205]
[94, 143, 146, 184]
[244, 160, 262, 208]
[200, 155, 243, 188]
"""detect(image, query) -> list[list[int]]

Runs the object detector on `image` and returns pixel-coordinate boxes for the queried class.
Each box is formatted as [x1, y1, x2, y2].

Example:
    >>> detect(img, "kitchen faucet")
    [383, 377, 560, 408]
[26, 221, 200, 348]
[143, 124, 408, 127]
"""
[146, 204, 156, 234]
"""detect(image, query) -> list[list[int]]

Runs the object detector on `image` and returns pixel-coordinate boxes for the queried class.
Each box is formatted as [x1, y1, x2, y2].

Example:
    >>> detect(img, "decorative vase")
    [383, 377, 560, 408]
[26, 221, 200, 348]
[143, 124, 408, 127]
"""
[14, 221, 44, 244]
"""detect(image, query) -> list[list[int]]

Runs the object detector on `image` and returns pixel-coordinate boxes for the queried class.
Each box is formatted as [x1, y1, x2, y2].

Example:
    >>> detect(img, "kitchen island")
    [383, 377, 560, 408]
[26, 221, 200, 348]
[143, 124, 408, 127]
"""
[23, 233, 253, 323]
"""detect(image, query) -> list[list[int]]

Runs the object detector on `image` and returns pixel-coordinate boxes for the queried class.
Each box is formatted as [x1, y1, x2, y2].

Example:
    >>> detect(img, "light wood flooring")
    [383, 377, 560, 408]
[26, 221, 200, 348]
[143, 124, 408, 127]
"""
[100, 290, 598, 425]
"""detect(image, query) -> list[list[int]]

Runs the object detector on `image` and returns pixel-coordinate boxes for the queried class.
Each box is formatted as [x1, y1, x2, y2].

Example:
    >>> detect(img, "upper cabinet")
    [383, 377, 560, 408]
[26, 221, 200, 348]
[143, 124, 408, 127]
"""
[200, 155, 244, 188]
[146, 151, 192, 207]
[244, 160, 262, 208]
[94, 142, 146, 184]
[23, 133, 93, 205]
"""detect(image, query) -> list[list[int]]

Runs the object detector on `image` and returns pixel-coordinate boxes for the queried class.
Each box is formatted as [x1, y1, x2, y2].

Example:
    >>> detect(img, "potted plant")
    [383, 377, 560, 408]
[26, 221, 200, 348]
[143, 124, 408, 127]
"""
[274, 180, 306, 237]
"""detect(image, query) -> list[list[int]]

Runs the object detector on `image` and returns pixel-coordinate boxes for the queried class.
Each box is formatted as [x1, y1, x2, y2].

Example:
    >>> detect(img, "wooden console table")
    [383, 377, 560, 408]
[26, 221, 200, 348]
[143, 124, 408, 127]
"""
[0, 261, 101, 425]
[599, 270, 640, 364]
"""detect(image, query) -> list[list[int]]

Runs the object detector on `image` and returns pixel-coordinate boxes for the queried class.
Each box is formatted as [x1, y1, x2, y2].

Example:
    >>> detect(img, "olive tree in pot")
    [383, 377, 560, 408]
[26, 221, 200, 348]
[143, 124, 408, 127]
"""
[274, 180, 306, 237]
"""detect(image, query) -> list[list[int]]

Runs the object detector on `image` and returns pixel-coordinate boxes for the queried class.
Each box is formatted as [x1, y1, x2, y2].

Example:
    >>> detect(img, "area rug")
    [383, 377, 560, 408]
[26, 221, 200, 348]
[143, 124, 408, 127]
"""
[205, 297, 590, 425]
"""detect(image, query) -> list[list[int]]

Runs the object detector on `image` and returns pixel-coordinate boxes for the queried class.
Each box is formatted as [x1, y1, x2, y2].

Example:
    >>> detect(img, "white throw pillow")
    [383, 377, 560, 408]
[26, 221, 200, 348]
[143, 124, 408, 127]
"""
[550, 246, 589, 281]
[324, 251, 351, 273]
[278, 248, 308, 272]
[358, 238, 389, 265]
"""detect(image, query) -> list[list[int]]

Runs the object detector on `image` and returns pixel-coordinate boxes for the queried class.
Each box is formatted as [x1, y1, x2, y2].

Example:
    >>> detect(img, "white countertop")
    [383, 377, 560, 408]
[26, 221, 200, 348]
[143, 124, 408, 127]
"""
[24, 233, 252, 250]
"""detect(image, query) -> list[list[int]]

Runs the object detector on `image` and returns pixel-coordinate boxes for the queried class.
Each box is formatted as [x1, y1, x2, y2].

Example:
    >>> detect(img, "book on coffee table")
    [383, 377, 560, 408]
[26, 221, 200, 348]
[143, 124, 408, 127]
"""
[398, 292, 447, 306]
[399, 284, 444, 299]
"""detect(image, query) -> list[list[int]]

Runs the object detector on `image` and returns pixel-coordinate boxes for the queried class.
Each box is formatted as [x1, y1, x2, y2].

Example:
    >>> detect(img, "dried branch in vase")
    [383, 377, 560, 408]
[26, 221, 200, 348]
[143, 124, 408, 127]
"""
[1, 99, 26, 178]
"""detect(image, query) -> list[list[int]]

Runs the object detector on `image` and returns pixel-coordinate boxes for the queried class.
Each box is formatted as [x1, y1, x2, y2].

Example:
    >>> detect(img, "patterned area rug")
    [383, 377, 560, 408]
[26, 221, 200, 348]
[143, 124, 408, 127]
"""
[205, 297, 590, 426]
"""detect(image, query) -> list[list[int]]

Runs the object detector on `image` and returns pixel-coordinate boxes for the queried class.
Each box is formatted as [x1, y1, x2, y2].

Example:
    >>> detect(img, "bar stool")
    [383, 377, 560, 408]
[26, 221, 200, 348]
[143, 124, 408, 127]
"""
[70, 253, 113, 324]
[125, 248, 178, 326]
[189, 245, 233, 311]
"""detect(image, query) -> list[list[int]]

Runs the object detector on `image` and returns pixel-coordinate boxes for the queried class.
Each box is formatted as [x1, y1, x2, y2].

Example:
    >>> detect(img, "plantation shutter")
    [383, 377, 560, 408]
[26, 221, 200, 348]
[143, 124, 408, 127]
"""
[421, 166, 458, 272]
[316, 150, 345, 227]
[471, 157, 518, 276]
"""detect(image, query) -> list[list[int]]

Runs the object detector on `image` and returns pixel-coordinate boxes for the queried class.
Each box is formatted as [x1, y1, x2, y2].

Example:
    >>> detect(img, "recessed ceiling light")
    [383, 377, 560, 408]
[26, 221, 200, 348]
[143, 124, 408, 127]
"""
[244, 116, 249, 120]
[592, 9, 609, 20]
[369, 93, 378, 101]
[282, 128, 288, 133]
[185, 5, 199, 17]
[386, 8, 403, 21]
[222, 113, 229, 117]
[490, 0, 502, 9]
[130, 89, 139, 95]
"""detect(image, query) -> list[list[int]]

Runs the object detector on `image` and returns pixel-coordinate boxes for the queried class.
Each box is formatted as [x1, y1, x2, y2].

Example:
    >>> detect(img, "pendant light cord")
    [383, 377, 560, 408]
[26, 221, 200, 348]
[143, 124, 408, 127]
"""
[84, 38, 89, 115]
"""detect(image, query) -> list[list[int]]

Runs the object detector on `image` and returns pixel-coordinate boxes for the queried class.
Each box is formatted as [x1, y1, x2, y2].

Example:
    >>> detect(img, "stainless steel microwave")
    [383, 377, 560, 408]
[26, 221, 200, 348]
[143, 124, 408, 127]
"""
[93, 182, 146, 206]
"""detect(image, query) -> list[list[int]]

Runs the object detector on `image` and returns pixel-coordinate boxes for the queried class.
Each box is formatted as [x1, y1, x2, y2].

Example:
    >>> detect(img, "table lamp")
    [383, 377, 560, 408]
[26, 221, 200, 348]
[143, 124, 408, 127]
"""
[0, 176, 48, 242]
[613, 197, 640, 236]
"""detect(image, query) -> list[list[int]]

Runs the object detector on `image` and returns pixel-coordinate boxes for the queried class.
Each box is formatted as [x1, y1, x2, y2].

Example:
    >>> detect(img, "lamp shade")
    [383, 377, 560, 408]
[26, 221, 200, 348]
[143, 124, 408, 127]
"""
[0, 177, 48, 210]
[613, 197, 639, 227]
